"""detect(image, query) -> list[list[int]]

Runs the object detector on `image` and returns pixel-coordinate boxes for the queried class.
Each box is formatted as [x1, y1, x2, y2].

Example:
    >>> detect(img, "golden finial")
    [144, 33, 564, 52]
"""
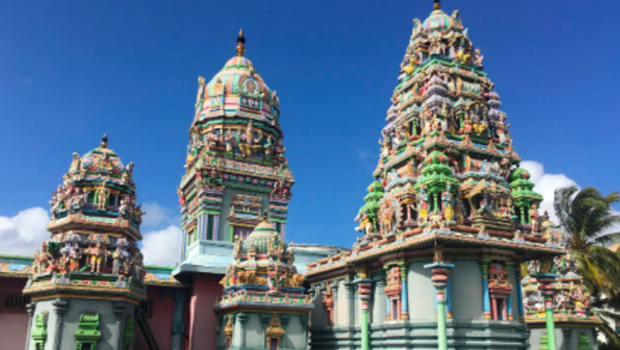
[433, 0, 441, 10]
[236, 28, 246, 57]
[101, 134, 108, 148]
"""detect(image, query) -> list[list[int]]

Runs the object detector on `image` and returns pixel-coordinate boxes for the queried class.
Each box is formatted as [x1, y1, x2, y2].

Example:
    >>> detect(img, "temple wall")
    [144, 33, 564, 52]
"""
[311, 320, 529, 350]
[188, 274, 222, 350]
[218, 189, 233, 242]
[529, 327, 598, 350]
[283, 314, 306, 349]
[451, 260, 484, 321]
[407, 261, 435, 320]
[371, 274, 386, 325]
[135, 286, 176, 350]
[336, 280, 348, 325]
[29, 298, 134, 350]
[0, 278, 29, 350]
[311, 287, 325, 328]
[28, 300, 55, 350]
[243, 313, 263, 348]
[508, 267, 519, 319]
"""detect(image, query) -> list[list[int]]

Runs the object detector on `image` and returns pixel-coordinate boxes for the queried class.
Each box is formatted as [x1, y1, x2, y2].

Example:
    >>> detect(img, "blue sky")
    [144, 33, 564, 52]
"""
[0, 0, 618, 263]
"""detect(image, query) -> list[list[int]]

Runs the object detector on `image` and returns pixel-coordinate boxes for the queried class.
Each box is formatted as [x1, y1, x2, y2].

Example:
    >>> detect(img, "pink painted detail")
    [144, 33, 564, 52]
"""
[188, 274, 223, 350]
[0, 278, 29, 350]
[135, 286, 175, 350]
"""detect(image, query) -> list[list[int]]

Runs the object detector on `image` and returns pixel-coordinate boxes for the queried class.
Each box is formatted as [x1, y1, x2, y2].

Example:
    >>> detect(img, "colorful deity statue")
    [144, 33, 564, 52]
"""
[96, 182, 110, 211]
[529, 203, 540, 233]
[87, 242, 106, 273]
[442, 184, 454, 222]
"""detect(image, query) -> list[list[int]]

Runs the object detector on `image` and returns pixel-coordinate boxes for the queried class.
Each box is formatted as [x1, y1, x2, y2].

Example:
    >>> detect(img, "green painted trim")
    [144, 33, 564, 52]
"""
[361, 309, 369, 350]
[437, 299, 448, 350]
[545, 307, 557, 350]
[207, 215, 214, 240]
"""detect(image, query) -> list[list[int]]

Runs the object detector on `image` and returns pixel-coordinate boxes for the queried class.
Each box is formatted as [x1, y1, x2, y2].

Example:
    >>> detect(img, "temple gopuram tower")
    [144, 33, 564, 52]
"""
[214, 215, 313, 350]
[306, 1, 568, 349]
[23, 135, 146, 350]
[176, 30, 294, 267]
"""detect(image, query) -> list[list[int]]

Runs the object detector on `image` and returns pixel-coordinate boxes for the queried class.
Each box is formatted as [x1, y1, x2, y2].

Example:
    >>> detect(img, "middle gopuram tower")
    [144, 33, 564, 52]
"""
[306, 1, 566, 349]
[178, 30, 294, 263]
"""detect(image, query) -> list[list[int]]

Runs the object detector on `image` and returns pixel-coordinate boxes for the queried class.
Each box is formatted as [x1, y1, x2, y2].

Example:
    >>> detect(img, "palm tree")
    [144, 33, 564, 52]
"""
[554, 186, 620, 343]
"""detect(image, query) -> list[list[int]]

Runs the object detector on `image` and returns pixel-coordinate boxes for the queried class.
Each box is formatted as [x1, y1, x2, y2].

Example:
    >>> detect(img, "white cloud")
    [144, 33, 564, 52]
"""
[141, 202, 180, 228]
[0, 207, 50, 256]
[521, 160, 578, 223]
[141, 225, 182, 266]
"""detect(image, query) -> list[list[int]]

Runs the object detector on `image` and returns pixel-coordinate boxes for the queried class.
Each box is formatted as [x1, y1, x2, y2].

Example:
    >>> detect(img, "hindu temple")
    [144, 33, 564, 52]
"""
[22, 135, 147, 350]
[305, 1, 597, 349]
[0, 1, 603, 350]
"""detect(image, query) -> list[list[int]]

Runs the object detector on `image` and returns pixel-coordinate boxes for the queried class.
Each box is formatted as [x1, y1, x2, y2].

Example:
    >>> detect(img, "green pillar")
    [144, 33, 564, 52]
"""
[355, 276, 373, 350]
[545, 307, 557, 350]
[424, 262, 454, 350]
[361, 308, 370, 350]
[437, 294, 447, 350]
[533, 273, 560, 350]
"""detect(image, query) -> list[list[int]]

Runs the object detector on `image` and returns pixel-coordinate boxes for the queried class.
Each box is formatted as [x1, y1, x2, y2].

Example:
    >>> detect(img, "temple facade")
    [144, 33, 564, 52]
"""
[214, 216, 312, 350]
[22, 136, 148, 350]
[0, 1, 605, 350]
[305, 1, 597, 350]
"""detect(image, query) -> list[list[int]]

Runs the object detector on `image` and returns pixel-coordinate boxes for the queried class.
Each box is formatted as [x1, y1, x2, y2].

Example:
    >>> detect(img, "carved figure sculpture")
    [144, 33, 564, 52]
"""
[88, 242, 106, 274]
[530, 203, 540, 233]
[473, 47, 484, 66]
[96, 182, 110, 211]
[119, 196, 132, 218]
[354, 212, 374, 235]
[442, 185, 454, 221]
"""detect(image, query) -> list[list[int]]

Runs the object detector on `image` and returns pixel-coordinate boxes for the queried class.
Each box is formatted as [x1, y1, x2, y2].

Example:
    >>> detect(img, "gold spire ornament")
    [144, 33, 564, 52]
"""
[433, 0, 441, 10]
[101, 134, 108, 148]
[236, 28, 246, 57]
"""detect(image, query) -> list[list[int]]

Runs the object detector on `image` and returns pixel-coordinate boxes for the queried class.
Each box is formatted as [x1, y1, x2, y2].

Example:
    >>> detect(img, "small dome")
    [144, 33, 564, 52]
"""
[195, 31, 281, 124]
[242, 219, 287, 254]
[420, 2, 463, 35]
[70, 135, 131, 183]
[205, 56, 273, 98]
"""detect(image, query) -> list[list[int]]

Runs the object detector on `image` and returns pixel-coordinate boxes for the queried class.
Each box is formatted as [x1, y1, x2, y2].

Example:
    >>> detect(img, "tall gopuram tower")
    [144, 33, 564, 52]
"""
[176, 30, 294, 267]
[214, 215, 313, 350]
[306, 1, 568, 349]
[23, 135, 147, 350]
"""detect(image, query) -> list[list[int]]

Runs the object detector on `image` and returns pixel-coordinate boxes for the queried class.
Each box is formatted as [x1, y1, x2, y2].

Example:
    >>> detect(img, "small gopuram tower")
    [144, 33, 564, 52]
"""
[522, 253, 601, 349]
[23, 135, 146, 350]
[214, 214, 313, 350]
[306, 1, 567, 349]
[177, 30, 294, 263]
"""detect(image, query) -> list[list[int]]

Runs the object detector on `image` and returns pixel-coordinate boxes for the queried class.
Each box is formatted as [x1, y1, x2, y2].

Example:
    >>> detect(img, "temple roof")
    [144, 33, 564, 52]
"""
[195, 30, 280, 124]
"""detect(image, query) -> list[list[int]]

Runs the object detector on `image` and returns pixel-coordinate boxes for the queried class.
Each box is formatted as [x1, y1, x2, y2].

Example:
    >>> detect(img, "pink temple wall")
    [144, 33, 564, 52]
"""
[188, 274, 222, 350]
[135, 286, 176, 350]
[0, 278, 29, 350]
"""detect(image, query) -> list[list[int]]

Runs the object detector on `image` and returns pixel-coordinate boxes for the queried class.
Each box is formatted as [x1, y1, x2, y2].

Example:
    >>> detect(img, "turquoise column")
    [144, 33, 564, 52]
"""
[355, 277, 374, 350]
[447, 278, 453, 319]
[424, 262, 454, 350]
[386, 296, 391, 320]
[399, 262, 409, 320]
[533, 273, 560, 350]
[515, 265, 525, 322]
[480, 259, 491, 319]
[505, 262, 514, 320]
